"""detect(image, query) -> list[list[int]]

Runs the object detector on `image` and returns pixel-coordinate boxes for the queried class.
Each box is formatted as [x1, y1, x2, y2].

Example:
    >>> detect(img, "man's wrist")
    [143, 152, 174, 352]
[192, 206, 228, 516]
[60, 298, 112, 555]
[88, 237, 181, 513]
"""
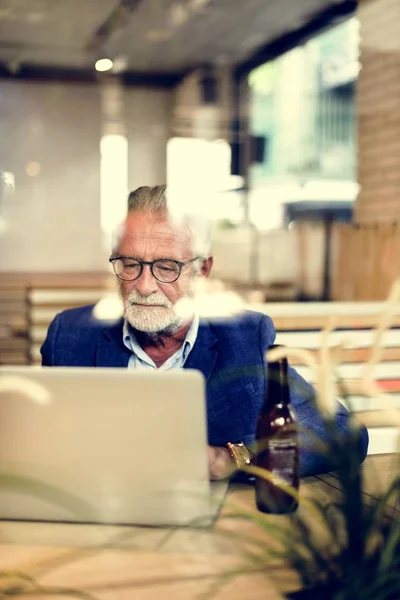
[208, 446, 234, 480]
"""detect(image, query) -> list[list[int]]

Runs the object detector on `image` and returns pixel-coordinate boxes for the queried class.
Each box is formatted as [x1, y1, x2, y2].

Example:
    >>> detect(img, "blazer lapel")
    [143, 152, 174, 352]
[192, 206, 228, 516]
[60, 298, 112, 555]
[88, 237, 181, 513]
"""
[96, 319, 131, 367]
[95, 317, 219, 373]
[184, 319, 218, 383]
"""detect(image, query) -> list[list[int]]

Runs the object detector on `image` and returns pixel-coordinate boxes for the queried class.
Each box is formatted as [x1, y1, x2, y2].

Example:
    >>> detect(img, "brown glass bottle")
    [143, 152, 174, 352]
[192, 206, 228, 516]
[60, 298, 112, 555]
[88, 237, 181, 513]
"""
[255, 348, 299, 514]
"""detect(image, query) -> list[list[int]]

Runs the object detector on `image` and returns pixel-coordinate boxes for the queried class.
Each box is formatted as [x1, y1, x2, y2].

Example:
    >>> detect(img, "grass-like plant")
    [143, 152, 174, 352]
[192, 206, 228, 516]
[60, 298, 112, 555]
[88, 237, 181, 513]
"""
[213, 279, 400, 600]
[216, 416, 399, 600]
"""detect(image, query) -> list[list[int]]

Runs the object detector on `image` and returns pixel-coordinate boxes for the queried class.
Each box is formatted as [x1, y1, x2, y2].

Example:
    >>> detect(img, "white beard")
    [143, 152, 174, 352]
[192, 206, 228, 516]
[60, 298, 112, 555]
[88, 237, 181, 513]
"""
[123, 290, 185, 334]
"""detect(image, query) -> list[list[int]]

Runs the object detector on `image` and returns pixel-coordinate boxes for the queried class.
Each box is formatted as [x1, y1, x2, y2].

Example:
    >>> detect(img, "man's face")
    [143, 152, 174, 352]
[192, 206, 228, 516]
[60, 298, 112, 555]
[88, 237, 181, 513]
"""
[115, 211, 212, 333]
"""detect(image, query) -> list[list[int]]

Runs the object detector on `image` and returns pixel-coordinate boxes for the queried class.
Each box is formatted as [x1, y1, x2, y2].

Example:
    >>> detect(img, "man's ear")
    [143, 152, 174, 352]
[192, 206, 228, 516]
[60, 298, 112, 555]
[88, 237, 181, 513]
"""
[200, 256, 213, 278]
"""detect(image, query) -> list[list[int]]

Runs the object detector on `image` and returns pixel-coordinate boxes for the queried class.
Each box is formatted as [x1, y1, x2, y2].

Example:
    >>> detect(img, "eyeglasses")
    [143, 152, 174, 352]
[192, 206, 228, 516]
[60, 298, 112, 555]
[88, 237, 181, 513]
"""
[109, 256, 201, 283]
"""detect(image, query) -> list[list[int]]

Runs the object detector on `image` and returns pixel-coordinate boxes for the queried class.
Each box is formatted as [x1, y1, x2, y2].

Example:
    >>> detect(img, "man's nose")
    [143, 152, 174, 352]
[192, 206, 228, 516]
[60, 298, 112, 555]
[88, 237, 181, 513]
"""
[134, 265, 159, 296]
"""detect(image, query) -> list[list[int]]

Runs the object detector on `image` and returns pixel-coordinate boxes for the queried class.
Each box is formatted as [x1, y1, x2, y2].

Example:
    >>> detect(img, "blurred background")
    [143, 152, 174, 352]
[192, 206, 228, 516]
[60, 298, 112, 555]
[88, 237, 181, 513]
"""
[0, 0, 399, 367]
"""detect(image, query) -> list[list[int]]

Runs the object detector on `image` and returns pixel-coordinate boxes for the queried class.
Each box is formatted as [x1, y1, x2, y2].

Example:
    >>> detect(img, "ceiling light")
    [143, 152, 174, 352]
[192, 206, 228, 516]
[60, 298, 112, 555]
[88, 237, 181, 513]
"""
[95, 58, 113, 73]
[25, 161, 41, 177]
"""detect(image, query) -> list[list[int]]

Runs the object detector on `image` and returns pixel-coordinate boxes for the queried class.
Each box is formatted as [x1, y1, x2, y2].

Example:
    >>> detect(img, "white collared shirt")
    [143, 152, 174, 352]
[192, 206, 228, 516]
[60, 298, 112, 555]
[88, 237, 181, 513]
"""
[122, 315, 199, 370]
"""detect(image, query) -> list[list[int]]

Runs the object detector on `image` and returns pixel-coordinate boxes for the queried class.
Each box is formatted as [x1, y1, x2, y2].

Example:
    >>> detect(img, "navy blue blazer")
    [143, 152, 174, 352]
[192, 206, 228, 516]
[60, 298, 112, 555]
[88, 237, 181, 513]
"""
[41, 305, 368, 477]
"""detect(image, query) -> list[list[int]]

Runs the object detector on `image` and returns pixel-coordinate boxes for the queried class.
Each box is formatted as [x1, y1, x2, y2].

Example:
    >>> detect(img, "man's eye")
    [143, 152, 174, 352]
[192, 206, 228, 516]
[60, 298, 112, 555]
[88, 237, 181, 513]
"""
[123, 262, 140, 270]
[158, 266, 175, 272]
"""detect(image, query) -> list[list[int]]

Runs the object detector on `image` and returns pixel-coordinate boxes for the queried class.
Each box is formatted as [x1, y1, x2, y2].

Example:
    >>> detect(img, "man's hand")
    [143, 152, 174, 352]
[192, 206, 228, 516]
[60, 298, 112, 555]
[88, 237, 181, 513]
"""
[208, 445, 235, 480]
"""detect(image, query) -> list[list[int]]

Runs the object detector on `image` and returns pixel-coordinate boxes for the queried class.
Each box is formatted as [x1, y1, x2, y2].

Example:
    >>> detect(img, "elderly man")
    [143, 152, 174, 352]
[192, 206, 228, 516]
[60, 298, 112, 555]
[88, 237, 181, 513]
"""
[41, 185, 368, 479]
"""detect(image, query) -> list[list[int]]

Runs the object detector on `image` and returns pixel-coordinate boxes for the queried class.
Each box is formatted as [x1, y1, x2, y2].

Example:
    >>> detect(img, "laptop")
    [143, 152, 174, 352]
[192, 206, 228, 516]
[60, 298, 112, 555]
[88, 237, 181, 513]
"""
[0, 367, 228, 527]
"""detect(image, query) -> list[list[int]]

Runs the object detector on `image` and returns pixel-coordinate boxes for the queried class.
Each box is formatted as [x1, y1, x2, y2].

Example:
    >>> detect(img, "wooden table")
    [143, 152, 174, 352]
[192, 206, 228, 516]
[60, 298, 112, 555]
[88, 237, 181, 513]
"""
[0, 455, 397, 600]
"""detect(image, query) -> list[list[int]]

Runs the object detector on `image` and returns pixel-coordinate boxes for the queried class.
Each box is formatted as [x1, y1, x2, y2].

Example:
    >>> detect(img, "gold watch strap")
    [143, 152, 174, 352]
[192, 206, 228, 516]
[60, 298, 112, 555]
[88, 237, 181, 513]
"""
[226, 442, 252, 468]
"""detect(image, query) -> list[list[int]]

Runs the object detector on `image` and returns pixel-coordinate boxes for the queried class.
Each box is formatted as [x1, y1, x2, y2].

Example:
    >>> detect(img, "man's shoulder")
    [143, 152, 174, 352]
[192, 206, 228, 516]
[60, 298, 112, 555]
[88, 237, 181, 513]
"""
[57, 304, 102, 327]
[58, 303, 96, 320]
[56, 304, 122, 336]
[42, 304, 124, 367]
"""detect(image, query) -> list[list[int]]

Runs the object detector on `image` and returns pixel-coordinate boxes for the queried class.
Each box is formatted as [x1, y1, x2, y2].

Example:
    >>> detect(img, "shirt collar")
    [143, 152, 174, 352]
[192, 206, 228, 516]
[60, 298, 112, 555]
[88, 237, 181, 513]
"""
[123, 314, 199, 365]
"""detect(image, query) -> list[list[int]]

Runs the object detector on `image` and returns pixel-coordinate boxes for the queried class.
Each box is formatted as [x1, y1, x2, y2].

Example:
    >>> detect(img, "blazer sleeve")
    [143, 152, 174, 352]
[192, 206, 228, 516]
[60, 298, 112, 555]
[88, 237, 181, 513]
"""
[259, 315, 369, 477]
[41, 313, 62, 366]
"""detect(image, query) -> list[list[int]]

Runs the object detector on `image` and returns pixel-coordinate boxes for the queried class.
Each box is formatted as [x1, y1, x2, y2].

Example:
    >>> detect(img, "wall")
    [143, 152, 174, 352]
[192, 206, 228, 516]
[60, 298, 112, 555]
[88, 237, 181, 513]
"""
[126, 87, 172, 190]
[0, 80, 103, 271]
[0, 80, 172, 272]
[211, 225, 325, 300]
[356, 0, 400, 224]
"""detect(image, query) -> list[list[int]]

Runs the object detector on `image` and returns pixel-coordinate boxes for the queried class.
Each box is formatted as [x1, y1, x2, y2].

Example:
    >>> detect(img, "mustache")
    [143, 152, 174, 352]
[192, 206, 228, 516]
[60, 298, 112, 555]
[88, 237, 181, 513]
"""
[127, 291, 172, 308]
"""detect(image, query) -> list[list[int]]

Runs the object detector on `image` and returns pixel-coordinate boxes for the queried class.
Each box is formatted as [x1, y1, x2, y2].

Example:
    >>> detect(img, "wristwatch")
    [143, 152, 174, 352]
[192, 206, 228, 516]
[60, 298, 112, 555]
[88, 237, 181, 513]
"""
[226, 442, 252, 469]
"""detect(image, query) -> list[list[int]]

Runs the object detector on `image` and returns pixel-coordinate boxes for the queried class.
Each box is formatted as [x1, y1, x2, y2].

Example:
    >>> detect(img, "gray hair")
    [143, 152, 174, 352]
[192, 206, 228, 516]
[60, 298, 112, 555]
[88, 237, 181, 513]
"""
[127, 185, 212, 257]
[127, 185, 167, 214]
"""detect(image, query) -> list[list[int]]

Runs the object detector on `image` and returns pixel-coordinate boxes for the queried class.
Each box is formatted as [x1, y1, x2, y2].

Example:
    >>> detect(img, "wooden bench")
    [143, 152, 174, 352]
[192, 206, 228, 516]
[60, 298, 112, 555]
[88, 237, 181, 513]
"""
[257, 302, 400, 456]
[29, 288, 109, 364]
[0, 272, 112, 365]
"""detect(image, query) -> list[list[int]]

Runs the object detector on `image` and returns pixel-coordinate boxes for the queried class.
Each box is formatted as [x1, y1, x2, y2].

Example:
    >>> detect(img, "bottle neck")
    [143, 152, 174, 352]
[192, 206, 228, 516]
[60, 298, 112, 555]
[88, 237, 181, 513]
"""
[265, 355, 290, 407]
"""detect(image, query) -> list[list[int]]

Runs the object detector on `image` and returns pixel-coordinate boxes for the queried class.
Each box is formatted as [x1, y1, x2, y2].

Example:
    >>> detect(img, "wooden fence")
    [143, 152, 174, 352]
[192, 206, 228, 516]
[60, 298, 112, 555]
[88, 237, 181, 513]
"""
[331, 223, 400, 301]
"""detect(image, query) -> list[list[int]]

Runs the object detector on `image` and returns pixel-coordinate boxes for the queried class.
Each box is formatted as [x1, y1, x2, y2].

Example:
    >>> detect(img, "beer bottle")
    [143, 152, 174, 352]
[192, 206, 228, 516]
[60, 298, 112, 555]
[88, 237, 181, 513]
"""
[255, 347, 299, 514]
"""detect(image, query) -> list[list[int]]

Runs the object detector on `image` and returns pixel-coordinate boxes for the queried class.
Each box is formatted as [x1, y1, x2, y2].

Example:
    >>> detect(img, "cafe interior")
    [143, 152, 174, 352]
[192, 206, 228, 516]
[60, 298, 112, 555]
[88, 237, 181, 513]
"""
[0, 0, 399, 598]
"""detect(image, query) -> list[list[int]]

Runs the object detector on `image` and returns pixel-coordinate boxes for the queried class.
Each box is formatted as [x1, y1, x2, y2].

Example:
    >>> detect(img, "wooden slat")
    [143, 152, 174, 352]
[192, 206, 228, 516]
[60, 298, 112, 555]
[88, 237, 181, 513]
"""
[30, 305, 118, 325]
[0, 302, 28, 314]
[0, 282, 25, 291]
[30, 302, 101, 313]
[339, 379, 400, 395]
[289, 347, 400, 365]
[29, 326, 49, 343]
[290, 377, 400, 396]
[296, 362, 400, 381]
[0, 290, 26, 301]
[0, 272, 112, 288]
[355, 410, 400, 428]
[29, 289, 108, 304]
[276, 329, 400, 349]
[365, 428, 399, 455]
[9, 316, 29, 334]
[31, 308, 69, 324]
[252, 301, 400, 317]
[0, 353, 29, 365]
[31, 345, 42, 361]
[272, 315, 400, 330]
[0, 338, 29, 351]
[344, 394, 400, 412]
